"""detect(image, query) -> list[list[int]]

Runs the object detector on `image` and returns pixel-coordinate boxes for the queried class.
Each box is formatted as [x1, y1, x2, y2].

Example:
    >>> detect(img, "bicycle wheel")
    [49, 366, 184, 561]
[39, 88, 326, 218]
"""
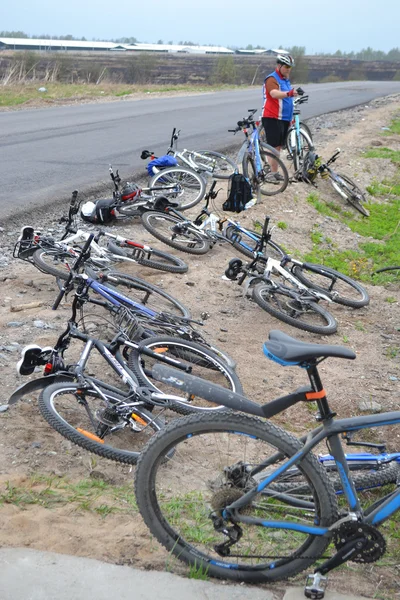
[149, 166, 206, 211]
[141, 211, 210, 255]
[241, 154, 261, 203]
[188, 150, 236, 180]
[287, 129, 313, 171]
[268, 460, 400, 496]
[291, 264, 370, 308]
[286, 126, 313, 159]
[330, 173, 370, 217]
[33, 248, 77, 280]
[224, 223, 285, 260]
[243, 146, 289, 196]
[38, 381, 166, 465]
[106, 240, 188, 274]
[97, 271, 191, 319]
[128, 336, 242, 415]
[252, 282, 337, 335]
[135, 412, 338, 583]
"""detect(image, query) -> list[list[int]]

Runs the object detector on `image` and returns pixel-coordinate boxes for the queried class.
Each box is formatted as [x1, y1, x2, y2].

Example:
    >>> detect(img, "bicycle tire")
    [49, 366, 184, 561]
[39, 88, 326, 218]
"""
[329, 173, 370, 217]
[38, 381, 166, 465]
[96, 271, 191, 319]
[128, 336, 242, 415]
[243, 145, 289, 196]
[106, 240, 188, 274]
[252, 282, 338, 335]
[188, 150, 236, 180]
[241, 153, 261, 203]
[267, 460, 400, 496]
[291, 264, 370, 308]
[286, 127, 313, 165]
[141, 211, 210, 255]
[33, 248, 77, 280]
[149, 166, 206, 210]
[224, 223, 285, 260]
[135, 412, 338, 583]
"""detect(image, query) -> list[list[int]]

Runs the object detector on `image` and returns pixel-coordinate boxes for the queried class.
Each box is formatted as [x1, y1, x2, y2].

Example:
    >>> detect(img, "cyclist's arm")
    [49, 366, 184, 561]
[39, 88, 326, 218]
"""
[266, 77, 298, 100]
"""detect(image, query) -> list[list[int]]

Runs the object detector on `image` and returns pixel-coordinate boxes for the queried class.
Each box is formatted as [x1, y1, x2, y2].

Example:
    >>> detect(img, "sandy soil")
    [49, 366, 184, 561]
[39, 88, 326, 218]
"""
[0, 95, 399, 600]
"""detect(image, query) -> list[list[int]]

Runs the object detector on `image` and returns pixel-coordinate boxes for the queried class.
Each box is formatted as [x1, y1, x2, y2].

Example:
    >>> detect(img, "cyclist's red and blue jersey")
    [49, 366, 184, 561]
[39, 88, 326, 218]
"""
[262, 69, 293, 122]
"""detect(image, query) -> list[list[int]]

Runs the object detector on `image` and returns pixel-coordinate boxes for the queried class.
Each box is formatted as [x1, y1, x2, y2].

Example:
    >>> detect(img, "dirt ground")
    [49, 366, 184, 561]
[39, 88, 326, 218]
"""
[0, 94, 399, 599]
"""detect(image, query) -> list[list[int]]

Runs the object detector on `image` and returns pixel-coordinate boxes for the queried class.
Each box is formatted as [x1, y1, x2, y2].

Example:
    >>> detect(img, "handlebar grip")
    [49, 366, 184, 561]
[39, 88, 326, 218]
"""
[70, 190, 78, 206]
[52, 286, 67, 311]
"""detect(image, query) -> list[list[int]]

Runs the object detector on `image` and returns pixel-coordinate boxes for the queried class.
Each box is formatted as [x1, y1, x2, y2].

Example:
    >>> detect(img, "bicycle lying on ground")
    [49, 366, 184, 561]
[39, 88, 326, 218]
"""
[14, 190, 188, 276]
[134, 328, 400, 599]
[9, 238, 242, 463]
[140, 181, 286, 257]
[142, 127, 237, 181]
[224, 216, 369, 335]
[230, 109, 289, 199]
[298, 149, 370, 217]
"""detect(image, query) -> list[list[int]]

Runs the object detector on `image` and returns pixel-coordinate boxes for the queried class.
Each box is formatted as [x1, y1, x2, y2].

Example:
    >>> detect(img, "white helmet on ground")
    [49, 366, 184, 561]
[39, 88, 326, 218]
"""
[276, 54, 295, 67]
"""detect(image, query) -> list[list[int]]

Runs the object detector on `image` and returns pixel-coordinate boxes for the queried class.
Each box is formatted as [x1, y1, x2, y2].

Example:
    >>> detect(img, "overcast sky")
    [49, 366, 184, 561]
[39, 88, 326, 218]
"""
[1, 0, 399, 54]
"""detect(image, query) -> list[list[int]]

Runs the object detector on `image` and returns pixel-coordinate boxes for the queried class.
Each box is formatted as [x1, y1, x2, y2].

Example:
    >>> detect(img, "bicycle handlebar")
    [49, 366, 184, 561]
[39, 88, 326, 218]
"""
[52, 233, 94, 310]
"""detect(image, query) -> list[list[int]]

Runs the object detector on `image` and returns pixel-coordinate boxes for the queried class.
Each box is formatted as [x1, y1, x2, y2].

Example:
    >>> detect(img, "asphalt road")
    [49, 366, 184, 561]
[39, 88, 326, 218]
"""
[1, 80, 400, 221]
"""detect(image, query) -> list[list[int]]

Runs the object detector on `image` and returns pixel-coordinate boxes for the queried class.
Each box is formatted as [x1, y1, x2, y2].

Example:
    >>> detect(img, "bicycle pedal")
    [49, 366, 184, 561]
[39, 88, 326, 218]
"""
[304, 572, 327, 599]
[16, 345, 53, 376]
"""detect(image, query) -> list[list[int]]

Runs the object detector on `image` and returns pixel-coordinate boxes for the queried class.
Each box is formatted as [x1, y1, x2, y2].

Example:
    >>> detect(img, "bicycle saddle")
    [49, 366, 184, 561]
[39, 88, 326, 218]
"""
[264, 330, 356, 365]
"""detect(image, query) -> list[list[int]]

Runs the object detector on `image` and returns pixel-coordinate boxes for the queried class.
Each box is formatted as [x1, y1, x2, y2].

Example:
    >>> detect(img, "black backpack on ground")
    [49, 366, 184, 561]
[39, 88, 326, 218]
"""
[81, 198, 117, 224]
[223, 173, 253, 213]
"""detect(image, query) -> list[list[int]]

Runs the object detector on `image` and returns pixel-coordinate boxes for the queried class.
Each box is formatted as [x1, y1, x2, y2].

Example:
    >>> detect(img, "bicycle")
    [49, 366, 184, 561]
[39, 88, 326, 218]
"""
[142, 127, 237, 181]
[230, 109, 289, 199]
[298, 150, 370, 217]
[140, 181, 286, 258]
[224, 216, 369, 335]
[134, 328, 400, 599]
[285, 92, 314, 172]
[14, 191, 188, 278]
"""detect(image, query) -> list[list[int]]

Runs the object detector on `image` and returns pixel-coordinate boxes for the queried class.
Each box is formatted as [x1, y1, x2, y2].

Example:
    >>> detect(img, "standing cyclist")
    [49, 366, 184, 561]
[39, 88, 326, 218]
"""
[262, 54, 298, 180]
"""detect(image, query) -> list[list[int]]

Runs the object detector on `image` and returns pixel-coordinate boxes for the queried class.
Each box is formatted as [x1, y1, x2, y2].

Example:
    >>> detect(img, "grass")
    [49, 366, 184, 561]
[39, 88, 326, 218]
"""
[303, 167, 400, 283]
[363, 147, 400, 164]
[0, 474, 138, 515]
[0, 82, 231, 108]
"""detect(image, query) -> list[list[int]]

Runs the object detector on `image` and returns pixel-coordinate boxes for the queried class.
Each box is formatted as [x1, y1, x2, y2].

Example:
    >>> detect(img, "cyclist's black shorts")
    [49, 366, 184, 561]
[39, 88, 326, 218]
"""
[262, 118, 290, 148]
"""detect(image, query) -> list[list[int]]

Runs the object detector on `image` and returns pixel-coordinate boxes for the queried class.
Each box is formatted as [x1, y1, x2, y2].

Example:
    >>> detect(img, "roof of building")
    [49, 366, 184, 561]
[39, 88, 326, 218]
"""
[0, 38, 234, 54]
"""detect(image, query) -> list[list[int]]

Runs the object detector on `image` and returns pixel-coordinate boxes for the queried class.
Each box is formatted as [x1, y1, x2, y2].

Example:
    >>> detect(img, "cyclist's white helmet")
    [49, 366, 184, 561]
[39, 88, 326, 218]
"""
[276, 54, 295, 67]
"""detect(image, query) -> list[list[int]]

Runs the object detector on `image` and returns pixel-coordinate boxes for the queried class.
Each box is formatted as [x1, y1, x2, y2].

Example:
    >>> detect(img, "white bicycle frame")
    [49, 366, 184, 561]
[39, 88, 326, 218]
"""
[246, 255, 332, 303]
[37, 228, 153, 270]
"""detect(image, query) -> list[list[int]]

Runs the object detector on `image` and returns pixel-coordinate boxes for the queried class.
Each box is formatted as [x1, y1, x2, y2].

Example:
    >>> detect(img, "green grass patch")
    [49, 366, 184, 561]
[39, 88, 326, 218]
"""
[363, 147, 400, 164]
[0, 474, 138, 514]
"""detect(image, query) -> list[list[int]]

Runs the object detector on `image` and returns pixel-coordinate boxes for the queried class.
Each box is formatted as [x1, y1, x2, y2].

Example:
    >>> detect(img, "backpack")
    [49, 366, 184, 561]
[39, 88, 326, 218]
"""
[81, 198, 117, 224]
[223, 173, 253, 213]
[147, 155, 178, 176]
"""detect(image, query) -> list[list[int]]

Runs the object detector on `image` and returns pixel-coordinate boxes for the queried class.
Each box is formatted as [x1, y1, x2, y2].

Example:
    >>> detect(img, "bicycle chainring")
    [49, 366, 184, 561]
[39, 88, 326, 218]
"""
[333, 522, 386, 563]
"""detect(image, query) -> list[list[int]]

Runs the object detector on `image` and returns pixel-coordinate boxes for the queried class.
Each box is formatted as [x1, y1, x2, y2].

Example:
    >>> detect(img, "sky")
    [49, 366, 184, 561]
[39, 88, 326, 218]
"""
[1, 0, 399, 54]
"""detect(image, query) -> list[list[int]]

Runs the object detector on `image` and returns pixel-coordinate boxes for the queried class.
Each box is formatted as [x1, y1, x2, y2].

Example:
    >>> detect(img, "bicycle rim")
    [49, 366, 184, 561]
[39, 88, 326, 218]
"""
[128, 337, 242, 414]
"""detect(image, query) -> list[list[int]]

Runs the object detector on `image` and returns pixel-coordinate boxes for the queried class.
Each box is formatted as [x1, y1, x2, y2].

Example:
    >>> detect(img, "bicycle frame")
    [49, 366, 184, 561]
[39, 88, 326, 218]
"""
[226, 410, 400, 534]
[245, 254, 332, 304]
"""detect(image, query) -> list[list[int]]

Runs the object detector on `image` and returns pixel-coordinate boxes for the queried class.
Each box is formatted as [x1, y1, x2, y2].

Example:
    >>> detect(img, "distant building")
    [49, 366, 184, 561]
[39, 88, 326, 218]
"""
[0, 37, 234, 55]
